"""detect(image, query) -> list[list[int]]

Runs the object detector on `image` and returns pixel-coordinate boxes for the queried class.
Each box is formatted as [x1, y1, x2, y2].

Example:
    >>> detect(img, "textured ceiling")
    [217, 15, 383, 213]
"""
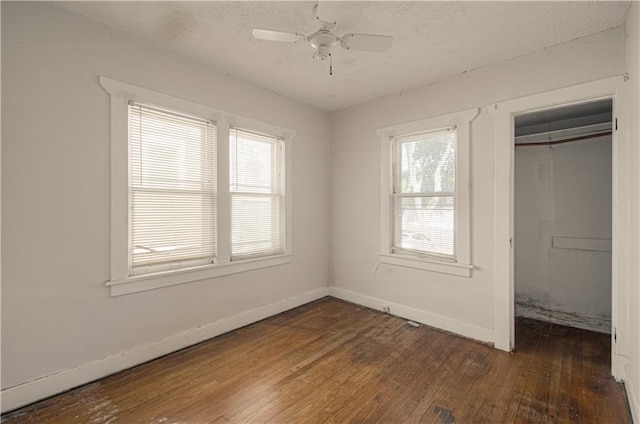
[61, 1, 631, 112]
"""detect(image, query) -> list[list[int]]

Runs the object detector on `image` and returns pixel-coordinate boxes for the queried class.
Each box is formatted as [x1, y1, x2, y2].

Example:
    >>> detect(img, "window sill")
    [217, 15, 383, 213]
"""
[378, 252, 473, 277]
[106, 254, 294, 297]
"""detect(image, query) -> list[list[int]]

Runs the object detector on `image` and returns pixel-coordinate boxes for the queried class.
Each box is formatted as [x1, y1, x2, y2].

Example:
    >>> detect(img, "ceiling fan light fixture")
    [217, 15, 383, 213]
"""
[313, 45, 331, 61]
[309, 30, 337, 61]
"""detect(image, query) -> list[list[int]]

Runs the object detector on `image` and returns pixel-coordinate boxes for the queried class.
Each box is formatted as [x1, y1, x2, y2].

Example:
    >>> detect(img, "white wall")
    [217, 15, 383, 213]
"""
[624, 2, 640, 422]
[514, 137, 612, 333]
[2, 0, 638, 418]
[330, 28, 626, 340]
[1, 1, 330, 410]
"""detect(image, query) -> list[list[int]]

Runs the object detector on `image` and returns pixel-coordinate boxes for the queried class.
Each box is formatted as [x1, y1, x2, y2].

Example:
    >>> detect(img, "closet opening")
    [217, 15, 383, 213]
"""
[513, 99, 613, 350]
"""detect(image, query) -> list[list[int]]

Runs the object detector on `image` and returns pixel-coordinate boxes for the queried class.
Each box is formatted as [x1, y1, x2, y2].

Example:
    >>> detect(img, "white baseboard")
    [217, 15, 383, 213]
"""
[328, 286, 493, 344]
[1, 286, 329, 414]
[515, 302, 611, 334]
[625, 363, 640, 424]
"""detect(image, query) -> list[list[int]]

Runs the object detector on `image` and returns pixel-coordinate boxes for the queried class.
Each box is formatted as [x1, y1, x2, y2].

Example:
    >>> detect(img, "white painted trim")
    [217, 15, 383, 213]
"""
[378, 252, 473, 277]
[551, 236, 612, 252]
[101, 77, 129, 282]
[624, 363, 640, 424]
[492, 76, 629, 379]
[107, 254, 294, 297]
[514, 122, 612, 144]
[284, 136, 294, 255]
[0, 287, 329, 414]
[99, 76, 296, 296]
[492, 101, 515, 352]
[216, 122, 232, 264]
[377, 108, 479, 273]
[328, 286, 493, 344]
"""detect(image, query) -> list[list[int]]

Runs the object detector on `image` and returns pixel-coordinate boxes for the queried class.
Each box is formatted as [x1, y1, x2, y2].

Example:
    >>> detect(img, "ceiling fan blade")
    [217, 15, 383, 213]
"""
[252, 29, 306, 43]
[315, 1, 340, 26]
[340, 33, 393, 52]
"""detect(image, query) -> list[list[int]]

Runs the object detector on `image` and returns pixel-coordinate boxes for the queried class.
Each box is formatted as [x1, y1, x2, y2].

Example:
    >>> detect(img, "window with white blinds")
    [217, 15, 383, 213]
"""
[230, 128, 285, 261]
[129, 102, 216, 274]
[392, 128, 456, 259]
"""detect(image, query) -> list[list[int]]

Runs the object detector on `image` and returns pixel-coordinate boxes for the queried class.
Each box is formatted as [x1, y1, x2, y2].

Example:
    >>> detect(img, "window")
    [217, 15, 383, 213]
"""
[230, 129, 285, 260]
[129, 103, 216, 275]
[377, 108, 477, 277]
[101, 77, 294, 296]
[393, 128, 456, 259]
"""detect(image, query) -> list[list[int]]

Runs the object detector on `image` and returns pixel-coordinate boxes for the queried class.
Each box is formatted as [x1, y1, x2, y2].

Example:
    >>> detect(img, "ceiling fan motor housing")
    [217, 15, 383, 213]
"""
[309, 30, 337, 61]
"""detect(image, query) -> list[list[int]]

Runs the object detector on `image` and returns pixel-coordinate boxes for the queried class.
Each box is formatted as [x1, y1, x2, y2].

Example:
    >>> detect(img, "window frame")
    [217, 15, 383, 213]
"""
[100, 77, 294, 296]
[128, 101, 218, 276]
[229, 127, 286, 261]
[377, 108, 478, 277]
[392, 127, 458, 260]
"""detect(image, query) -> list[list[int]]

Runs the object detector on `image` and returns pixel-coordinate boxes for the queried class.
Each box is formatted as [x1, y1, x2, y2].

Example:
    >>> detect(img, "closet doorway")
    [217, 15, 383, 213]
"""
[492, 76, 629, 379]
[514, 100, 613, 335]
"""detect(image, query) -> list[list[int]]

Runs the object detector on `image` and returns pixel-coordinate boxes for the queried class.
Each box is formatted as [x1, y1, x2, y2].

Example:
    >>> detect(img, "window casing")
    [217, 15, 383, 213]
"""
[101, 77, 294, 296]
[377, 108, 478, 277]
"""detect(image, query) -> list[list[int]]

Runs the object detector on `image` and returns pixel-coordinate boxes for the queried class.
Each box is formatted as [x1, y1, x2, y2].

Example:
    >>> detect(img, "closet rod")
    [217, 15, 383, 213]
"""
[515, 131, 612, 147]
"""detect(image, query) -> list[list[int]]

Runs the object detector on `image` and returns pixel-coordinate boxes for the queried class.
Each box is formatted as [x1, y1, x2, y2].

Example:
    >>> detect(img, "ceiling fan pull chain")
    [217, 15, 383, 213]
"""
[329, 53, 333, 76]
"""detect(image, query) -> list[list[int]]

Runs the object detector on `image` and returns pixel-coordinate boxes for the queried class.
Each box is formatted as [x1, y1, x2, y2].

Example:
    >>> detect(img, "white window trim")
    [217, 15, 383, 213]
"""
[100, 76, 294, 297]
[377, 108, 478, 277]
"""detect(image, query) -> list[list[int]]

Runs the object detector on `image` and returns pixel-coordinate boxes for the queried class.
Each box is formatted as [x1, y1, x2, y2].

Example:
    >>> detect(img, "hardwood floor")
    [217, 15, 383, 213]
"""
[2, 297, 630, 423]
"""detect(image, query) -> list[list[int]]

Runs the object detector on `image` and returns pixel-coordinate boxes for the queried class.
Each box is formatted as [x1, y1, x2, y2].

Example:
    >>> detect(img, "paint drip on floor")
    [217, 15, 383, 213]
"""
[56, 383, 119, 424]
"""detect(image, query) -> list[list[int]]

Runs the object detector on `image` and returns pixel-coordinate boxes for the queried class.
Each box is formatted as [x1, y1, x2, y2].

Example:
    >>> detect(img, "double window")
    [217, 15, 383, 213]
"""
[101, 77, 293, 296]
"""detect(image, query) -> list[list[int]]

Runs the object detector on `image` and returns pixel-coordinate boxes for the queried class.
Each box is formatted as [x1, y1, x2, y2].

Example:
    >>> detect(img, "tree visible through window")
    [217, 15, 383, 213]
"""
[393, 128, 456, 258]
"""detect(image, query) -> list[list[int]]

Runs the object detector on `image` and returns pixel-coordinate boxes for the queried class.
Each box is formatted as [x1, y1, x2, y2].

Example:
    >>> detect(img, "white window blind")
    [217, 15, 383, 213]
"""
[230, 128, 285, 261]
[129, 102, 216, 274]
[393, 128, 456, 258]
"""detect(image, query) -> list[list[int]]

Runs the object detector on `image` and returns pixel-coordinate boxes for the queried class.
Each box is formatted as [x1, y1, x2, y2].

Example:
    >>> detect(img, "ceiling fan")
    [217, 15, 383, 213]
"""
[252, 3, 393, 64]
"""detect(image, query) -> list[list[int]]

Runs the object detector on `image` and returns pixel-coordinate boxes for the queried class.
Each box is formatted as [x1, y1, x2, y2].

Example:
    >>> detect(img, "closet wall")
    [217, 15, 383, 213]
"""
[515, 131, 612, 333]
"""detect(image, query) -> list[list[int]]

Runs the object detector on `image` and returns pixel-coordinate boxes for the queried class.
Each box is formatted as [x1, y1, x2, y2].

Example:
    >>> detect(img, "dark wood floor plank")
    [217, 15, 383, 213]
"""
[375, 331, 458, 423]
[509, 319, 553, 423]
[448, 344, 509, 424]
[287, 324, 436, 424]
[232, 314, 406, 423]
[524, 323, 563, 423]
[328, 327, 448, 424]
[463, 346, 515, 423]
[2, 298, 631, 424]
[400, 337, 477, 423]
[143, 304, 380, 423]
[216, 309, 387, 423]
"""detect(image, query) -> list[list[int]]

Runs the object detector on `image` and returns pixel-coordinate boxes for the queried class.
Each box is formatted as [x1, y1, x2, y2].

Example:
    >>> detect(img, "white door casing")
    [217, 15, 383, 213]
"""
[492, 75, 629, 380]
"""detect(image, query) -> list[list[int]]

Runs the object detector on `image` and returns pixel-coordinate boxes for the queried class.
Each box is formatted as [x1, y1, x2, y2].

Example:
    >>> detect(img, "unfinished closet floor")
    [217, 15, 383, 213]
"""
[2, 297, 630, 423]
